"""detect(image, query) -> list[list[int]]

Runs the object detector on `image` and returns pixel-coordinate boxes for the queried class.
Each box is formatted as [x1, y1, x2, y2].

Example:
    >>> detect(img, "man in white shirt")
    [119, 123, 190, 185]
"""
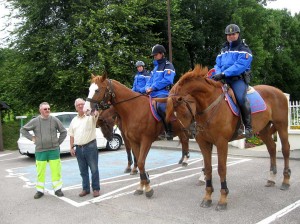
[68, 98, 100, 197]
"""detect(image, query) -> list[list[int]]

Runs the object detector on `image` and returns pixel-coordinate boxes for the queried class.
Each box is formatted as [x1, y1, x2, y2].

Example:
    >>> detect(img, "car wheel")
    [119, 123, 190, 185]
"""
[106, 134, 122, 151]
[27, 153, 35, 158]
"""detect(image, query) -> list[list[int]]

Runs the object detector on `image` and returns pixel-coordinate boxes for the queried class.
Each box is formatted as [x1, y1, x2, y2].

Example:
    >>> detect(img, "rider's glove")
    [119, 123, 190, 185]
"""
[212, 73, 225, 81]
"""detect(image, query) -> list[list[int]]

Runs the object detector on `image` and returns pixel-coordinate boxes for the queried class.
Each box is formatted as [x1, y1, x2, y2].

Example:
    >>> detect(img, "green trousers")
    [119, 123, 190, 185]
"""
[35, 149, 62, 192]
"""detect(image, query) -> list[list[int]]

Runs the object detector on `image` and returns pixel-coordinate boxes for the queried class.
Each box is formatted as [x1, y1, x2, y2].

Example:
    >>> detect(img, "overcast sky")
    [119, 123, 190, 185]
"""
[0, 1, 300, 47]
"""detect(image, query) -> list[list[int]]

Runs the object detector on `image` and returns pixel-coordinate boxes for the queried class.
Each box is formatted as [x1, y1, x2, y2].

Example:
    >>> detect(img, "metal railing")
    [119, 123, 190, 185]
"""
[289, 101, 300, 128]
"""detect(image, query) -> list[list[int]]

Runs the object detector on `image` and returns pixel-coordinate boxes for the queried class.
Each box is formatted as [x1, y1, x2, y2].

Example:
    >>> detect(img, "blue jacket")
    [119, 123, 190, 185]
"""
[214, 38, 253, 78]
[145, 58, 175, 97]
[132, 70, 150, 94]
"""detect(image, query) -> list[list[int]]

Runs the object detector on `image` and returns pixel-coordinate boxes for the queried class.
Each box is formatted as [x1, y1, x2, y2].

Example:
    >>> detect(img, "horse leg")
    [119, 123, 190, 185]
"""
[179, 135, 190, 167]
[259, 126, 278, 187]
[124, 144, 133, 173]
[130, 153, 138, 175]
[197, 161, 206, 186]
[215, 143, 229, 211]
[198, 141, 214, 208]
[134, 143, 153, 198]
[275, 123, 291, 190]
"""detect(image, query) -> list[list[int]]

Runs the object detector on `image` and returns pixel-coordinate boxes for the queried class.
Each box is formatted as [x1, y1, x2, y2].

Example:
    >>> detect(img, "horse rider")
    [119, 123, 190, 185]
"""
[212, 24, 253, 138]
[132, 60, 150, 94]
[145, 44, 176, 140]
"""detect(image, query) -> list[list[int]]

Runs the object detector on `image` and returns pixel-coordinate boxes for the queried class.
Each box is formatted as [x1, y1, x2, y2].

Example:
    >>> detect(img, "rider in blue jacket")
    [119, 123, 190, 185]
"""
[145, 44, 176, 140]
[212, 24, 253, 138]
[132, 61, 150, 94]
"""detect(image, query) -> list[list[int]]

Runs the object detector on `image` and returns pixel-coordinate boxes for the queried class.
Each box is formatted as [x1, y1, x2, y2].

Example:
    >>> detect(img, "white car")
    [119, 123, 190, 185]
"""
[18, 112, 123, 157]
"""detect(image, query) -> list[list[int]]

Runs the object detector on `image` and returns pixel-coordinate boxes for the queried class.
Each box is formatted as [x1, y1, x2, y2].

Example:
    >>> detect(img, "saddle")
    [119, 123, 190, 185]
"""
[223, 85, 267, 140]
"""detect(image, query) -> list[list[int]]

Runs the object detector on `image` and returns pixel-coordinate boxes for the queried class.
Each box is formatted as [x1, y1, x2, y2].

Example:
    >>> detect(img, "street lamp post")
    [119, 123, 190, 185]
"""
[167, 0, 172, 63]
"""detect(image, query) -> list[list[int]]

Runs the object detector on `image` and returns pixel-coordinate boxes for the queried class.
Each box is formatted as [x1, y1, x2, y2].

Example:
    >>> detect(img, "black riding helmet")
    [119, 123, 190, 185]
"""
[151, 44, 166, 56]
[225, 24, 240, 34]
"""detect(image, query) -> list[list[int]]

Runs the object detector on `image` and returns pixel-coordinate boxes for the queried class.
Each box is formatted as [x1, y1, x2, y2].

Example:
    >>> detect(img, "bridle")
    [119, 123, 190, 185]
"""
[172, 92, 225, 135]
[86, 79, 144, 111]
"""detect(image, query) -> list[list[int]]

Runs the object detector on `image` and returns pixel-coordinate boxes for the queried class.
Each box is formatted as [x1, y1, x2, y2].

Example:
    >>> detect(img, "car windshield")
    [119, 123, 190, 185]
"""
[55, 114, 77, 128]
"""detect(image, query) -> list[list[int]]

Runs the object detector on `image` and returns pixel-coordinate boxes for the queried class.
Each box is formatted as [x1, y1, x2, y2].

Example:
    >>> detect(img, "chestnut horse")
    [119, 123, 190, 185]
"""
[84, 74, 192, 198]
[97, 106, 138, 175]
[166, 65, 291, 210]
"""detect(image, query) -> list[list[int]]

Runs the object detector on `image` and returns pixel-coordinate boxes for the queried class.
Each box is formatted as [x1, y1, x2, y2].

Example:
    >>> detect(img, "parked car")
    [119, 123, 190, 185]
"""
[18, 112, 123, 157]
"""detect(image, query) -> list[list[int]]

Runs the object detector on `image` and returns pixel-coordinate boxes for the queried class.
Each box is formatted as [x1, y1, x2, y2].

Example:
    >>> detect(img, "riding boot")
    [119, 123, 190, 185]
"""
[165, 122, 173, 141]
[240, 100, 253, 138]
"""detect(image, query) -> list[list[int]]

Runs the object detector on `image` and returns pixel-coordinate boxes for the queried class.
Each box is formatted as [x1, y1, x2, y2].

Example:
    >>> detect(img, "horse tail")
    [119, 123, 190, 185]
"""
[166, 97, 174, 122]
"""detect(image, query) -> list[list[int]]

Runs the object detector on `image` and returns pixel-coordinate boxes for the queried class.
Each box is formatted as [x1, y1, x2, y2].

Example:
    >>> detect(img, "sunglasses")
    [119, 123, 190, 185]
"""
[43, 108, 50, 111]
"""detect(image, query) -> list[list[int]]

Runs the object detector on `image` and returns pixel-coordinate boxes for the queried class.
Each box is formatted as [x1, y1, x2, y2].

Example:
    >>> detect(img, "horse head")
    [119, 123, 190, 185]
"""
[166, 94, 196, 129]
[97, 107, 117, 141]
[84, 73, 113, 114]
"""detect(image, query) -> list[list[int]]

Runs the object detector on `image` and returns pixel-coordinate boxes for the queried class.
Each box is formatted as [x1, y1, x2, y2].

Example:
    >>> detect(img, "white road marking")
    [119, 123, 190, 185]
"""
[256, 200, 300, 224]
[0, 152, 13, 158]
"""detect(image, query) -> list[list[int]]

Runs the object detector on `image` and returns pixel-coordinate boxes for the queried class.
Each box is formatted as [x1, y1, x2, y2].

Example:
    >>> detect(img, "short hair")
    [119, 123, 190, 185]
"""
[39, 102, 50, 109]
[74, 98, 85, 107]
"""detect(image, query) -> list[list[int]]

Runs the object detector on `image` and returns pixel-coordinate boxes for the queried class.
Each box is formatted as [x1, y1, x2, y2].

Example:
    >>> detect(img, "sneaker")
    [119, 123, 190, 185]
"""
[34, 191, 44, 199]
[79, 190, 90, 197]
[55, 189, 64, 197]
[93, 190, 100, 197]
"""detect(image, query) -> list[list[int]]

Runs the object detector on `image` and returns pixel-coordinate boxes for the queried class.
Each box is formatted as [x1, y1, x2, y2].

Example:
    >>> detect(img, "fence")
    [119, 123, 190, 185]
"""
[289, 100, 300, 128]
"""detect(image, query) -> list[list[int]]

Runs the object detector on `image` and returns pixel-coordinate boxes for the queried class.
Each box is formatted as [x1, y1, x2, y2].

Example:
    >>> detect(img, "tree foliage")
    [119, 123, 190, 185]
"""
[1, 0, 300, 117]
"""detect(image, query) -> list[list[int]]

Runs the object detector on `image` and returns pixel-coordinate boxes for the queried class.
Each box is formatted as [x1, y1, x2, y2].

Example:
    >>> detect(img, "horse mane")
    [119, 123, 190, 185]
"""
[172, 64, 221, 94]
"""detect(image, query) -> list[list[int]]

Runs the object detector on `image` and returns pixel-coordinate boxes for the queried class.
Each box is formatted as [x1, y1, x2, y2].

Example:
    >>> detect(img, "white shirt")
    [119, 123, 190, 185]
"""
[68, 114, 97, 145]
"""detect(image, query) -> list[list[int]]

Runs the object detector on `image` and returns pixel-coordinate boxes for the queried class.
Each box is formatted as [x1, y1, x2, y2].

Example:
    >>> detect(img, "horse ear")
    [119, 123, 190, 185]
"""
[91, 73, 96, 79]
[100, 72, 107, 82]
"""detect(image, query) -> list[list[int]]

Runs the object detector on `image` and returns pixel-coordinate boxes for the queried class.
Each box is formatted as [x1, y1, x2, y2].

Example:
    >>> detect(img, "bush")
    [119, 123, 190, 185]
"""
[245, 134, 264, 148]
[2, 120, 20, 150]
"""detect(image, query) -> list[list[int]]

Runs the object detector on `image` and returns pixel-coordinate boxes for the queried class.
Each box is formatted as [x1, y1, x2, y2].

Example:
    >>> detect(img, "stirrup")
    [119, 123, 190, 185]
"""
[165, 132, 173, 141]
[244, 128, 253, 139]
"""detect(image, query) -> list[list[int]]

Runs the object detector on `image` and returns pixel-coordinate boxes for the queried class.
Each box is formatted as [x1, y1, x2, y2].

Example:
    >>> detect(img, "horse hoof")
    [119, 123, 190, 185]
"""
[178, 158, 183, 164]
[280, 183, 290, 191]
[265, 180, 275, 187]
[130, 170, 138, 175]
[145, 189, 154, 198]
[124, 167, 132, 173]
[134, 189, 143, 195]
[215, 203, 227, 211]
[182, 162, 188, 167]
[200, 199, 212, 208]
[196, 180, 205, 186]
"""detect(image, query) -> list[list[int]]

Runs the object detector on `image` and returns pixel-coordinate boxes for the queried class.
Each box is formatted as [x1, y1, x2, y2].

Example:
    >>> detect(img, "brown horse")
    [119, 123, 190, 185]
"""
[166, 65, 291, 210]
[84, 74, 192, 198]
[97, 106, 138, 175]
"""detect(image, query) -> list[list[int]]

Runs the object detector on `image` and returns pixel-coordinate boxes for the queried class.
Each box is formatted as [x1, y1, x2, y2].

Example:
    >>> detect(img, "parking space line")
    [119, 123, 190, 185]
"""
[256, 199, 300, 224]
[75, 158, 251, 207]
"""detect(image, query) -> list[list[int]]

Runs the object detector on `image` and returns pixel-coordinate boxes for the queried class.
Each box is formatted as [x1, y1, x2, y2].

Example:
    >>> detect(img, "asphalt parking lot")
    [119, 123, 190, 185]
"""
[1, 144, 300, 224]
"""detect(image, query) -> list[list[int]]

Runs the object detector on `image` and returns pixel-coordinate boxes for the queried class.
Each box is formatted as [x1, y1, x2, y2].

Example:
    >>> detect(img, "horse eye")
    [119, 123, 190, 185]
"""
[177, 97, 183, 102]
[95, 89, 99, 93]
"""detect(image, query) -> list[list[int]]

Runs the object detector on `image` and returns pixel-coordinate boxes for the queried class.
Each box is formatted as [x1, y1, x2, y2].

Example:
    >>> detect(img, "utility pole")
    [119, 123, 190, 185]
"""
[167, 0, 172, 63]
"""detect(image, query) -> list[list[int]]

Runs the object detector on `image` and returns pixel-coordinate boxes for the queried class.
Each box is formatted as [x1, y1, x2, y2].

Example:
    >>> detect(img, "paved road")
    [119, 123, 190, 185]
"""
[0, 145, 299, 224]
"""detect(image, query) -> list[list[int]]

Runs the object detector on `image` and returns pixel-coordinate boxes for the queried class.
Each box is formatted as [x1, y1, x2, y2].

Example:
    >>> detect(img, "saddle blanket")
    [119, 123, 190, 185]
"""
[225, 86, 267, 116]
[149, 96, 162, 122]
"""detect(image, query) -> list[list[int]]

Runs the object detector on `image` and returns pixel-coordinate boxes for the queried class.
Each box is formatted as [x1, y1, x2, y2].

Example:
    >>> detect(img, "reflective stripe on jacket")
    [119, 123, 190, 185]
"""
[214, 38, 253, 77]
